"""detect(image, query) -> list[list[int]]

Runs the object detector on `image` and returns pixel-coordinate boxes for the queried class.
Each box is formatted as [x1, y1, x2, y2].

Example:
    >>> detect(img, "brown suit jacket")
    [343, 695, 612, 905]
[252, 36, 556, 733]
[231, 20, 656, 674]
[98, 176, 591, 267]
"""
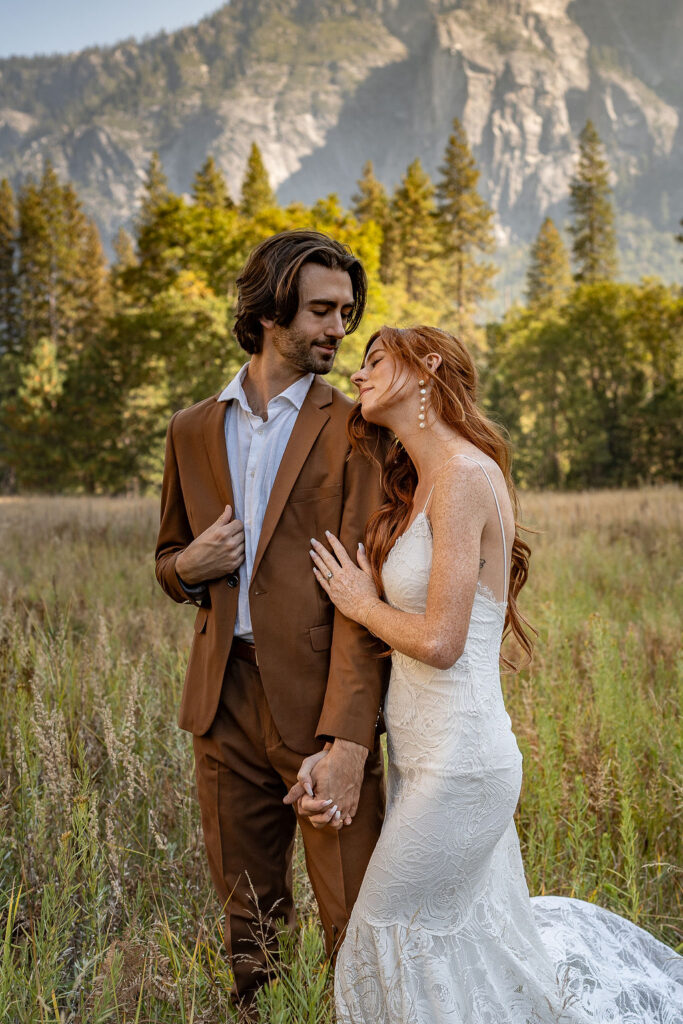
[155, 375, 389, 754]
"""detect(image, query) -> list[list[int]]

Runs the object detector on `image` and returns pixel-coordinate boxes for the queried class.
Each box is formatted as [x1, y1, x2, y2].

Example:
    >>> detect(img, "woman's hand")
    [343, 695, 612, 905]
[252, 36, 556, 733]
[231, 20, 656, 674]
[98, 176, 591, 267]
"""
[284, 748, 328, 804]
[309, 532, 380, 624]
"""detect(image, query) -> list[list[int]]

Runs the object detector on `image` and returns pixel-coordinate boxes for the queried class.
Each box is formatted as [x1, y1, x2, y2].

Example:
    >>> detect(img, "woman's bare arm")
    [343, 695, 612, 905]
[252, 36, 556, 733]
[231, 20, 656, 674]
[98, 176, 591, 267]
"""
[311, 459, 493, 669]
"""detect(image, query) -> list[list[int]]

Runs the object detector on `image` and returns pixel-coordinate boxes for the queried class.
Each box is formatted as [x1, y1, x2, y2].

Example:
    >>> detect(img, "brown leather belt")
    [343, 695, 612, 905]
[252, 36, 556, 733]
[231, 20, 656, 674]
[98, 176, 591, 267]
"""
[231, 637, 258, 667]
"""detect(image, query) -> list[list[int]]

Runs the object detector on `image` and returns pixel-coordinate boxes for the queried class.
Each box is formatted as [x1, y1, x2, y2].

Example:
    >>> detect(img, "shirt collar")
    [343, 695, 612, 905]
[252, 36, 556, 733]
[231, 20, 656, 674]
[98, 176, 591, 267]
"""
[218, 363, 314, 413]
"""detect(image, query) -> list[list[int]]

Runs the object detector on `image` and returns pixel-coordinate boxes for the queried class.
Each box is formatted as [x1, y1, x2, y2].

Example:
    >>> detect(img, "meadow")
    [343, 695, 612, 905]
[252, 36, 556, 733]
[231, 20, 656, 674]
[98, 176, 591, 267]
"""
[0, 488, 681, 1023]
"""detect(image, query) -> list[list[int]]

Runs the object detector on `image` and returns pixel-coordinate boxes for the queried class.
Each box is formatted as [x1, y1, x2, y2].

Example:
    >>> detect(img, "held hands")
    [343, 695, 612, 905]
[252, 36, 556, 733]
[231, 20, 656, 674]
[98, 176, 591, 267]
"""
[284, 739, 368, 830]
[283, 748, 343, 829]
[175, 505, 245, 584]
[309, 532, 380, 625]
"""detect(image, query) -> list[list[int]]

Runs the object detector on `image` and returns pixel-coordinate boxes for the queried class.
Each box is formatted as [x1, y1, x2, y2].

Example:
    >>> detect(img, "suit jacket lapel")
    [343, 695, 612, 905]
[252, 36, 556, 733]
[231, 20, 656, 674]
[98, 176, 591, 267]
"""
[251, 377, 332, 583]
[201, 397, 235, 513]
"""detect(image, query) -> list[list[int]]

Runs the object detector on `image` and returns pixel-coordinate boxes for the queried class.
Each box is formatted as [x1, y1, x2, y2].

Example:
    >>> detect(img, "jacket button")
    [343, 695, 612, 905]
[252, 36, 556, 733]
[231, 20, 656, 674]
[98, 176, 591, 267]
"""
[226, 573, 239, 588]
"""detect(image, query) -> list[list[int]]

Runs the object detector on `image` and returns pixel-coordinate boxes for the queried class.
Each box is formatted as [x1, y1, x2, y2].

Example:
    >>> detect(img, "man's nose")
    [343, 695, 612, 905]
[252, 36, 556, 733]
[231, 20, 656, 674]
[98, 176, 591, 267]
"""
[325, 312, 346, 339]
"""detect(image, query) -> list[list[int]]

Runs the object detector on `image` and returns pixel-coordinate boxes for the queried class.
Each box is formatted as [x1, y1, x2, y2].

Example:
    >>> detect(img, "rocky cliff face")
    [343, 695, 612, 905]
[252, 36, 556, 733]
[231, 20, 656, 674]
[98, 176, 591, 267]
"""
[0, 0, 680, 264]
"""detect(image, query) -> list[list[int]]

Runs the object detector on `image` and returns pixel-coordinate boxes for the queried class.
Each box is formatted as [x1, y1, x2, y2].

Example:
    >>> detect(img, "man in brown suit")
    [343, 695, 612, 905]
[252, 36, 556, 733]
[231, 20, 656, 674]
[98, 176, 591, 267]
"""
[155, 230, 387, 1007]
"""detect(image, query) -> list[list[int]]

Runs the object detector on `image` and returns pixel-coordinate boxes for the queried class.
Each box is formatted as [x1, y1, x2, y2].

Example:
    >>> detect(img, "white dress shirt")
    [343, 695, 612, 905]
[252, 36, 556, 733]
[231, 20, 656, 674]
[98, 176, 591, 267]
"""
[218, 363, 314, 640]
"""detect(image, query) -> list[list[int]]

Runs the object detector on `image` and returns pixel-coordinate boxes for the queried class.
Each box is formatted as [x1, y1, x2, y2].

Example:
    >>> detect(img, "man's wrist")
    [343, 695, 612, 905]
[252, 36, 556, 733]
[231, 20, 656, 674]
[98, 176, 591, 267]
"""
[331, 737, 369, 764]
[175, 549, 191, 579]
[176, 547, 212, 587]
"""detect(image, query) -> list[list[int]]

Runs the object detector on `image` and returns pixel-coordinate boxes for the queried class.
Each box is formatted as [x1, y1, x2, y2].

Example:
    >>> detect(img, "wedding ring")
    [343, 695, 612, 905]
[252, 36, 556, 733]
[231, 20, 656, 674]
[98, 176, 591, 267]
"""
[326, 571, 333, 580]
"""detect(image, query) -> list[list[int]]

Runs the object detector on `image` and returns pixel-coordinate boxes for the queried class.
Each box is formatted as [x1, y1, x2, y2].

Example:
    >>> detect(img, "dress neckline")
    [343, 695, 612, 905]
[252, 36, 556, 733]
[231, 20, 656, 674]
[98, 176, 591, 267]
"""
[397, 509, 431, 540]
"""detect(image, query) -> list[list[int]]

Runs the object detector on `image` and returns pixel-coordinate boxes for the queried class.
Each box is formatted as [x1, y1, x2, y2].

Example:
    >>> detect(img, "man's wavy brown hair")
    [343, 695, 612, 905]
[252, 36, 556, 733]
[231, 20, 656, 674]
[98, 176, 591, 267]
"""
[234, 230, 367, 354]
[348, 325, 535, 669]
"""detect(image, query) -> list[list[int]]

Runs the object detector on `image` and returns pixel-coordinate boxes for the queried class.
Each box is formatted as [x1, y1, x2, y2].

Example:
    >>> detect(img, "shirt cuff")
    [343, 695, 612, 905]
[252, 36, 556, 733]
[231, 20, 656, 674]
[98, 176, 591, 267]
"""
[177, 574, 209, 606]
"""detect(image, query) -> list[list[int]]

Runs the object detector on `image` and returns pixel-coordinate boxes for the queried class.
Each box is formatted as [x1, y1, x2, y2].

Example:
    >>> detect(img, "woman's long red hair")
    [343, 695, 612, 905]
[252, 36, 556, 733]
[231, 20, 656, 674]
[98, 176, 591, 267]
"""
[348, 325, 535, 669]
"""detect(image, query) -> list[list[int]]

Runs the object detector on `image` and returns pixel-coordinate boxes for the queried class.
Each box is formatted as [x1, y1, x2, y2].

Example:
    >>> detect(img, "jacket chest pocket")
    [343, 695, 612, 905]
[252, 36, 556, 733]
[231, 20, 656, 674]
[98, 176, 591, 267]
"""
[288, 483, 342, 504]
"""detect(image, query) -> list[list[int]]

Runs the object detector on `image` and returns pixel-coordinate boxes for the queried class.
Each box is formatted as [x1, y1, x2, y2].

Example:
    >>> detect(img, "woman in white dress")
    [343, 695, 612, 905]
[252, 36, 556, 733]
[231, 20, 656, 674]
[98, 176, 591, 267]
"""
[296, 325, 682, 1023]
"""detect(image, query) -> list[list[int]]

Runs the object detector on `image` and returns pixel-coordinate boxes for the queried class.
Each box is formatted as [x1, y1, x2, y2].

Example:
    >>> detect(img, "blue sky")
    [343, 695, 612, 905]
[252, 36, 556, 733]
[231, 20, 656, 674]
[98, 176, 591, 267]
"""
[0, 1, 226, 59]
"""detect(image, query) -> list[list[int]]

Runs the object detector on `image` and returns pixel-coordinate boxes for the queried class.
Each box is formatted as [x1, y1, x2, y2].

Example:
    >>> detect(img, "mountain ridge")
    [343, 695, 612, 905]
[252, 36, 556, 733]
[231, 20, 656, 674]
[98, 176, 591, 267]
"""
[0, 0, 680, 280]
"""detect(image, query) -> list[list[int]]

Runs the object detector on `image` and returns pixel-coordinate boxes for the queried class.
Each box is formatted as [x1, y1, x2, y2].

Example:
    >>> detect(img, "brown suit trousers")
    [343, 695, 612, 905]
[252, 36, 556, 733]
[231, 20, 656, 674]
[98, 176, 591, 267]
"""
[193, 650, 385, 998]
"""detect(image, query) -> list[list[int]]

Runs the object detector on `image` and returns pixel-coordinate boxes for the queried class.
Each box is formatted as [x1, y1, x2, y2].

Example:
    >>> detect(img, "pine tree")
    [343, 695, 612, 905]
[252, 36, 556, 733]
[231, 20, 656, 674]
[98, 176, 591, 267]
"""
[387, 159, 441, 303]
[15, 164, 106, 354]
[4, 164, 113, 489]
[0, 178, 19, 489]
[17, 163, 74, 350]
[0, 178, 18, 360]
[57, 216, 119, 493]
[73, 217, 111, 338]
[139, 151, 171, 224]
[240, 143, 276, 218]
[526, 217, 572, 311]
[113, 227, 137, 271]
[569, 120, 617, 283]
[192, 155, 234, 209]
[435, 118, 495, 335]
[59, 182, 111, 347]
[351, 161, 388, 225]
[132, 154, 184, 296]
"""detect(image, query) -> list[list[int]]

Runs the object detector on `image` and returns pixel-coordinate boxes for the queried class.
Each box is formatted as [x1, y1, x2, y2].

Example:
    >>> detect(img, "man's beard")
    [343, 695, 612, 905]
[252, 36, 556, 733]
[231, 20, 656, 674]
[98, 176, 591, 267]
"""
[272, 326, 339, 375]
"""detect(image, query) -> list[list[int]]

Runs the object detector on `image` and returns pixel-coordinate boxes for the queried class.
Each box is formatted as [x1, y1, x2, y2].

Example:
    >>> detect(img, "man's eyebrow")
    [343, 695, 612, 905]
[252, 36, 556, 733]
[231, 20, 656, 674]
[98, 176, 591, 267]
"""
[306, 297, 355, 308]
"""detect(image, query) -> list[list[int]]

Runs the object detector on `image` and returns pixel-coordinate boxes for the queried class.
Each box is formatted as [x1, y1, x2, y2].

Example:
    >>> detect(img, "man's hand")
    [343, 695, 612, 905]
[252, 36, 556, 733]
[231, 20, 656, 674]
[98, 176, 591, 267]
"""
[285, 739, 368, 828]
[175, 505, 245, 584]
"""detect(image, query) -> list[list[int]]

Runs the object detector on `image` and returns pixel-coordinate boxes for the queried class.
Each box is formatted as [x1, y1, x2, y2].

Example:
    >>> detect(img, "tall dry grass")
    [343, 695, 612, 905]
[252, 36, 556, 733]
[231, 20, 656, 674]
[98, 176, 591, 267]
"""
[0, 489, 680, 1022]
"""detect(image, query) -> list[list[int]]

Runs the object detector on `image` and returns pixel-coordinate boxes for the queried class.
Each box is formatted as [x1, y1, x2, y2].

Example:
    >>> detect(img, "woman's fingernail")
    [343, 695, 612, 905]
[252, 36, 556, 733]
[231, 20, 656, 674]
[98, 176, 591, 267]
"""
[334, 809, 341, 819]
[310, 538, 317, 545]
[309, 549, 315, 557]
[322, 799, 333, 806]
[358, 541, 364, 551]
[325, 530, 331, 537]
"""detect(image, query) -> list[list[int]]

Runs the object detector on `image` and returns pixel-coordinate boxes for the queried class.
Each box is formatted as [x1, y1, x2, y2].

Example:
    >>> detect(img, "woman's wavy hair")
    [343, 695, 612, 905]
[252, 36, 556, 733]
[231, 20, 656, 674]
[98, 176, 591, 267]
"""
[348, 325, 535, 669]
[234, 230, 367, 354]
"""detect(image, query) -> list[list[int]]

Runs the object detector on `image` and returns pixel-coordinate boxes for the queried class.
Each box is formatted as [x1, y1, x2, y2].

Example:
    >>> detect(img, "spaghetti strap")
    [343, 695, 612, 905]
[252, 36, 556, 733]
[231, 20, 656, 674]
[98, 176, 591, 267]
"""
[421, 453, 463, 515]
[421, 485, 436, 515]
[426, 453, 508, 602]
[456, 455, 508, 602]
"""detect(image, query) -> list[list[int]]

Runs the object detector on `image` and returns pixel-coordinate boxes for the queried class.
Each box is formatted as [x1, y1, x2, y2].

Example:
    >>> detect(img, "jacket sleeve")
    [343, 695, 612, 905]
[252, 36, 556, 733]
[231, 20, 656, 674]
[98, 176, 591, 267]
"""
[154, 412, 209, 608]
[315, 446, 389, 749]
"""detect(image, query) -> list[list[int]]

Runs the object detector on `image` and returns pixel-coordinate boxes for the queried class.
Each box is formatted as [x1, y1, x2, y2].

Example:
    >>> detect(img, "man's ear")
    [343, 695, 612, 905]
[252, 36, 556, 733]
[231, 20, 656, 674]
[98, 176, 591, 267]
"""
[259, 316, 275, 330]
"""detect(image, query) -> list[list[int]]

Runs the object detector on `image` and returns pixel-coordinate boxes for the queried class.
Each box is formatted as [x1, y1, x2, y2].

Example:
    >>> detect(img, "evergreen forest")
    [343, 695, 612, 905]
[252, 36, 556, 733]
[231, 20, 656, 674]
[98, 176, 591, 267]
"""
[1, 121, 681, 494]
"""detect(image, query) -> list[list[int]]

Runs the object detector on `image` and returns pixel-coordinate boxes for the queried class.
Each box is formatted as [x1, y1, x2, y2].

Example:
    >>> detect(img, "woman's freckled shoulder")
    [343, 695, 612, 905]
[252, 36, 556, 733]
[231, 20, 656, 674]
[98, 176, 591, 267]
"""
[428, 461, 491, 530]
[434, 456, 488, 501]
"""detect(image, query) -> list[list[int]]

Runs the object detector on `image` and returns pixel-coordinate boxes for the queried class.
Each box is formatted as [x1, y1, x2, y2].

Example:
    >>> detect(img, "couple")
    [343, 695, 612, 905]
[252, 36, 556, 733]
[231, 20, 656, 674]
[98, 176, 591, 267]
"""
[155, 230, 681, 1022]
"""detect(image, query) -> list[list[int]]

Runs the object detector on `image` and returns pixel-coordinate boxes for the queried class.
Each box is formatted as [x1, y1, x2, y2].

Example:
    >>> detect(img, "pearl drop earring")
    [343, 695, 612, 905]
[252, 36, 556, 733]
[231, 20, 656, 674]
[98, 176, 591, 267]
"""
[418, 379, 427, 428]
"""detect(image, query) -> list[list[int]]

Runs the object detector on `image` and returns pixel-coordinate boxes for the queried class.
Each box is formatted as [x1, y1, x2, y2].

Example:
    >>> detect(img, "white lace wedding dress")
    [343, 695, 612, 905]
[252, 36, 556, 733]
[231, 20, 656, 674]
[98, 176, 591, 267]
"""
[335, 456, 683, 1023]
